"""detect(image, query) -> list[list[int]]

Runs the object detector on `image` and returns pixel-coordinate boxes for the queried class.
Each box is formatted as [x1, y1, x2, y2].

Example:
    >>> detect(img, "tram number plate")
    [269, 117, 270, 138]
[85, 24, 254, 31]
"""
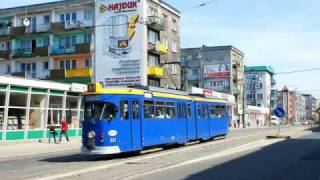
[110, 137, 117, 143]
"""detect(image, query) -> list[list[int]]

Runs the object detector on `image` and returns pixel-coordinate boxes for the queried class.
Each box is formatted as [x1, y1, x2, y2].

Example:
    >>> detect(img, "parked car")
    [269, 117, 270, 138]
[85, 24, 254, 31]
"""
[270, 116, 280, 125]
[293, 121, 301, 125]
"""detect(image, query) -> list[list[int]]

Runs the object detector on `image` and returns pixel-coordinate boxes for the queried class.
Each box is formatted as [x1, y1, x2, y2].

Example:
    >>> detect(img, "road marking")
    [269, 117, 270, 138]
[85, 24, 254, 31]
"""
[34, 128, 303, 180]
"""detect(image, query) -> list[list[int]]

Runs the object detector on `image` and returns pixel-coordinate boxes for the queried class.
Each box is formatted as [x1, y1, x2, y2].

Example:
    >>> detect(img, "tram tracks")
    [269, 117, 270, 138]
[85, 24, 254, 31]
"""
[35, 127, 306, 180]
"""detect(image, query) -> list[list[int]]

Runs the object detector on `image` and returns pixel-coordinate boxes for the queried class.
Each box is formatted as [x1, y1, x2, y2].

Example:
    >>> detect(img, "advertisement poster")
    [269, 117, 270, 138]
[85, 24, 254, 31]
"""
[203, 64, 230, 79]
[204, 78, 230, 92]
[94, 0, 146, 87]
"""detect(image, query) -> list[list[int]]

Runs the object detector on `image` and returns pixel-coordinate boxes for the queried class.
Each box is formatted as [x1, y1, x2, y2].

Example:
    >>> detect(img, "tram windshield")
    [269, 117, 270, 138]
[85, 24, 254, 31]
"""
[84, 102, 117, 121]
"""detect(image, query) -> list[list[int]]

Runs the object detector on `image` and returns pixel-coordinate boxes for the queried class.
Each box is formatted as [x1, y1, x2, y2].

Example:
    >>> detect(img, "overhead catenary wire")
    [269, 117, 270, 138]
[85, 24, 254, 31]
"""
[181, 0, 220, 12]
[275, 68, 320, 75]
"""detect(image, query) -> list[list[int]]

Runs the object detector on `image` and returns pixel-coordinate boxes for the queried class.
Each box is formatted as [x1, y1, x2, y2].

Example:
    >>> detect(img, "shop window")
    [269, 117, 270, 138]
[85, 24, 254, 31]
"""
[9, 92, 27, 107]
[7, 109, 26, 130]
[28, 109, 46, 130]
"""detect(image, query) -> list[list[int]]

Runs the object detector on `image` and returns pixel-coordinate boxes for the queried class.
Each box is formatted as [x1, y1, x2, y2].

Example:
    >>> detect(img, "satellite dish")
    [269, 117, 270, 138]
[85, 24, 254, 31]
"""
[23, 18, 31, 27]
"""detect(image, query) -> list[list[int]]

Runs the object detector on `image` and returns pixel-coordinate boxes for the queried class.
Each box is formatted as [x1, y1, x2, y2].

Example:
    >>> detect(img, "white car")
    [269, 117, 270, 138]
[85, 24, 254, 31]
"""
[270, 116, 280, 125]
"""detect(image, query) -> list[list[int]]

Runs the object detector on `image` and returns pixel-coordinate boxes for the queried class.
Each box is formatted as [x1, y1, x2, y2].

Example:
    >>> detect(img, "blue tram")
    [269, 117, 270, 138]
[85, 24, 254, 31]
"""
[81, 83, 231, 155]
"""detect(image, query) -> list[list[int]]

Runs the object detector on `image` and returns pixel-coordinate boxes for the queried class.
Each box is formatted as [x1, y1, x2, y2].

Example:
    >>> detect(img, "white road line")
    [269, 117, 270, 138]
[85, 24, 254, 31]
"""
[34, 128, 302, 180]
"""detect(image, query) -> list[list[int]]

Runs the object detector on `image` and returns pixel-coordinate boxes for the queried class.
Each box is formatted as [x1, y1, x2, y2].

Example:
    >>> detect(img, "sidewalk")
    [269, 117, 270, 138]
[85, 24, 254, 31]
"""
[0, 137, 81, 160]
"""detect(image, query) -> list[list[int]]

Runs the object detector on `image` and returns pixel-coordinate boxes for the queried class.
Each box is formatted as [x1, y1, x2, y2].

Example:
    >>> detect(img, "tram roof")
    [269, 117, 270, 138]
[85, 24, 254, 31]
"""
[84, 84, 229, 103]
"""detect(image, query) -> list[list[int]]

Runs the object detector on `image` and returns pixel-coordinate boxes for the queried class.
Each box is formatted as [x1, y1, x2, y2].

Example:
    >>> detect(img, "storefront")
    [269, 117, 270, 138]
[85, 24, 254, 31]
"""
[0, 76, 86, 142]
[246, 106, 269, 127]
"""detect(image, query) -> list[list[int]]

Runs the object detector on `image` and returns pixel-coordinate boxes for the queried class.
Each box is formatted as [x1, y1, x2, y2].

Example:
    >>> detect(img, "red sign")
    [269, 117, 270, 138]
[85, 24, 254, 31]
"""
[204, 72, 230, 79]
[108, 1, 138, 12]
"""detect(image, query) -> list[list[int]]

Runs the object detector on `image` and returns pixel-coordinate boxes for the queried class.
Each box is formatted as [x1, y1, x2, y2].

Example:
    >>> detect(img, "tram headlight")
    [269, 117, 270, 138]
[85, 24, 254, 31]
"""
[88, 131, 96, 139]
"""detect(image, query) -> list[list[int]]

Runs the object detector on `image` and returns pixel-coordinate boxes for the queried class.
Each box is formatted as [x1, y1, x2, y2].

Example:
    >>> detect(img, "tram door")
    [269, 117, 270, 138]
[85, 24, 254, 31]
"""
[119, 99, 141, 151]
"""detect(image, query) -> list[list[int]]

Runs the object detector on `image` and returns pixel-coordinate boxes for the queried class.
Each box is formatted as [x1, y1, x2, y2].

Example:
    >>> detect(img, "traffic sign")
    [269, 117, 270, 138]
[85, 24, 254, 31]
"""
[273, 107, 286, 118]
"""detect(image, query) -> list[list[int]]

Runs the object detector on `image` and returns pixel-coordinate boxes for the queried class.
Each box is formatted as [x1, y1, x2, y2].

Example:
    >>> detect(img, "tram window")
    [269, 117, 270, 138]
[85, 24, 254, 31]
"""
[202, 104, 209, 118]
[85, 102, 117, 121]
[155, 101, 165, 119]
[177, 103, 181, 119]
[144, 100, 155, 119]
[132, 100, 139, 119]
[209, 105, 215, 118]
[165, 102, 176, 119]
[197, 104, 201, 118]
[187, 104, 192, 118]
[220, 106, 225, 117]
[120, 100, 129, 120]
[182, 104, 187, 118]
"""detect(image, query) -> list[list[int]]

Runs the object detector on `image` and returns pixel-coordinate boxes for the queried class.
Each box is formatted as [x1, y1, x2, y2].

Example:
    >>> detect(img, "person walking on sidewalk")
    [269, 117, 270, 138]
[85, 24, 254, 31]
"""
[48, 121, 57, 144]
[59, 117, 70, 142]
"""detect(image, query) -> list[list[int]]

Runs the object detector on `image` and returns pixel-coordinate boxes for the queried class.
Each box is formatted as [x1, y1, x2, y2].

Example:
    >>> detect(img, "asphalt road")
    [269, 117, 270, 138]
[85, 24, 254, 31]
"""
[0, 126, 312, 180]
[133, 128, 320, 180]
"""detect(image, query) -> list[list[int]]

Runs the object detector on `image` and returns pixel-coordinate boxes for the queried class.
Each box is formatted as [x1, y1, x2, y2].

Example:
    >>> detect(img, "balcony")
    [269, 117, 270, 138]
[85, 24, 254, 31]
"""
[65, 68, 93, 78]
[51, 21, 91, 33]
[11, 26, 26, 37]
[12, 47, 49, 58]
[51, 43, 92, 55]
[0, 50, 10, 59]
[25, 24, 51, 34]
[50, 68, 92, 79]
[148, 41, 168, 55]
[147, 16, 165, 31]
[0, 27, 10, 37]
[148, 67, 164, 78]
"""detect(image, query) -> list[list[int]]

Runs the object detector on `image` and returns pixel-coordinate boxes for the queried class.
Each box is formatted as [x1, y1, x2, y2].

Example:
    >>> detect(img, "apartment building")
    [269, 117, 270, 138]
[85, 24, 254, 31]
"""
[0, 0, 94, 83]
[181, 46, 245, 125]
[244, 66, 275, 108]
[0, 0, 181, 88]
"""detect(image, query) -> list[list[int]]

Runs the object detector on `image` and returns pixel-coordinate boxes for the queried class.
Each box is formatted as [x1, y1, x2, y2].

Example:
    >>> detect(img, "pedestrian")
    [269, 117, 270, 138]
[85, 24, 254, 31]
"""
[256, 118, 259, 127]
[48, 121, 57, 144]
[59, 117, 70, 142]
[237, 119, 240, 128]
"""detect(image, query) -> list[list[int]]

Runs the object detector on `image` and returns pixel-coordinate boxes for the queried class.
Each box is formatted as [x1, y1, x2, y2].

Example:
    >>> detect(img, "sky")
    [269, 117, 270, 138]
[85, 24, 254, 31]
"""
[2, 0, 320, 97]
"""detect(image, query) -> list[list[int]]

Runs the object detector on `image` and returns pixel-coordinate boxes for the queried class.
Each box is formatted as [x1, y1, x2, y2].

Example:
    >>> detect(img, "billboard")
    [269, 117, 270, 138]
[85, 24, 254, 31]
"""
[94, 0, 146, 87]
[204, 78, 230, 92]
[203, 64, 230, 79]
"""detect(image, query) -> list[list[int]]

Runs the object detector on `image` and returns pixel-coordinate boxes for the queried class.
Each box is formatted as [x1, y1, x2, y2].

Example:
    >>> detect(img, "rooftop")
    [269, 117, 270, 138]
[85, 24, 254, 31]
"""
[245, 66, 275, 75]
[181, 45, 245, 56]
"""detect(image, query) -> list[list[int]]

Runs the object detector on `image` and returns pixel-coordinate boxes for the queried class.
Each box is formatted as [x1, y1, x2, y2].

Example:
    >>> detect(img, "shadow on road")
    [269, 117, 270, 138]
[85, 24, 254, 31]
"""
[184, 128, 320, 180]
[39, 152, 140, 163]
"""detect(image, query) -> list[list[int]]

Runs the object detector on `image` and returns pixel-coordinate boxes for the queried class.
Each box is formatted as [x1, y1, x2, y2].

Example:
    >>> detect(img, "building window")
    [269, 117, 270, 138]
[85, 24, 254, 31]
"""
[192, 69, 199, 75]
[172, 64, 178, 75]
[59, 61, 65, 70]
[60, 60, 76, 70]
[84, 10, 93, 21]
[172, 18, 177, 31]
[59, 36, 76, 49]
[149, 7, 158, 16]
[6, 65, 11, 73]
[162, 38, 169, 47]
[171, 41, 177, 53]
[84, 34, 92, 43]
[148, 30, 159, 44]
[148, 79, 160, 87]
[43, 61, 49, 70]
[148, 54, 159, 67]
[85, 59, 91, 68]
[43, 15, 50, 24]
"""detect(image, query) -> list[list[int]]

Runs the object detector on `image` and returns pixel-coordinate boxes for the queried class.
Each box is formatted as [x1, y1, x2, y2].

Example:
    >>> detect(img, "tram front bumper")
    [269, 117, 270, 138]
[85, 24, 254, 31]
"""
[81, 146, 121, 155]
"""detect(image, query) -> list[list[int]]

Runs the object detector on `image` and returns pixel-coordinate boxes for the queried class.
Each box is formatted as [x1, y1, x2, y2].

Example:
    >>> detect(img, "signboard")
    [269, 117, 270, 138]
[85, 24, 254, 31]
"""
[203, 64, 230, 79]
[191, 87, 235, 104]
[273, 107, 286, 118]
[204, 78, 230, 92]
[94, 0, 146, 87]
